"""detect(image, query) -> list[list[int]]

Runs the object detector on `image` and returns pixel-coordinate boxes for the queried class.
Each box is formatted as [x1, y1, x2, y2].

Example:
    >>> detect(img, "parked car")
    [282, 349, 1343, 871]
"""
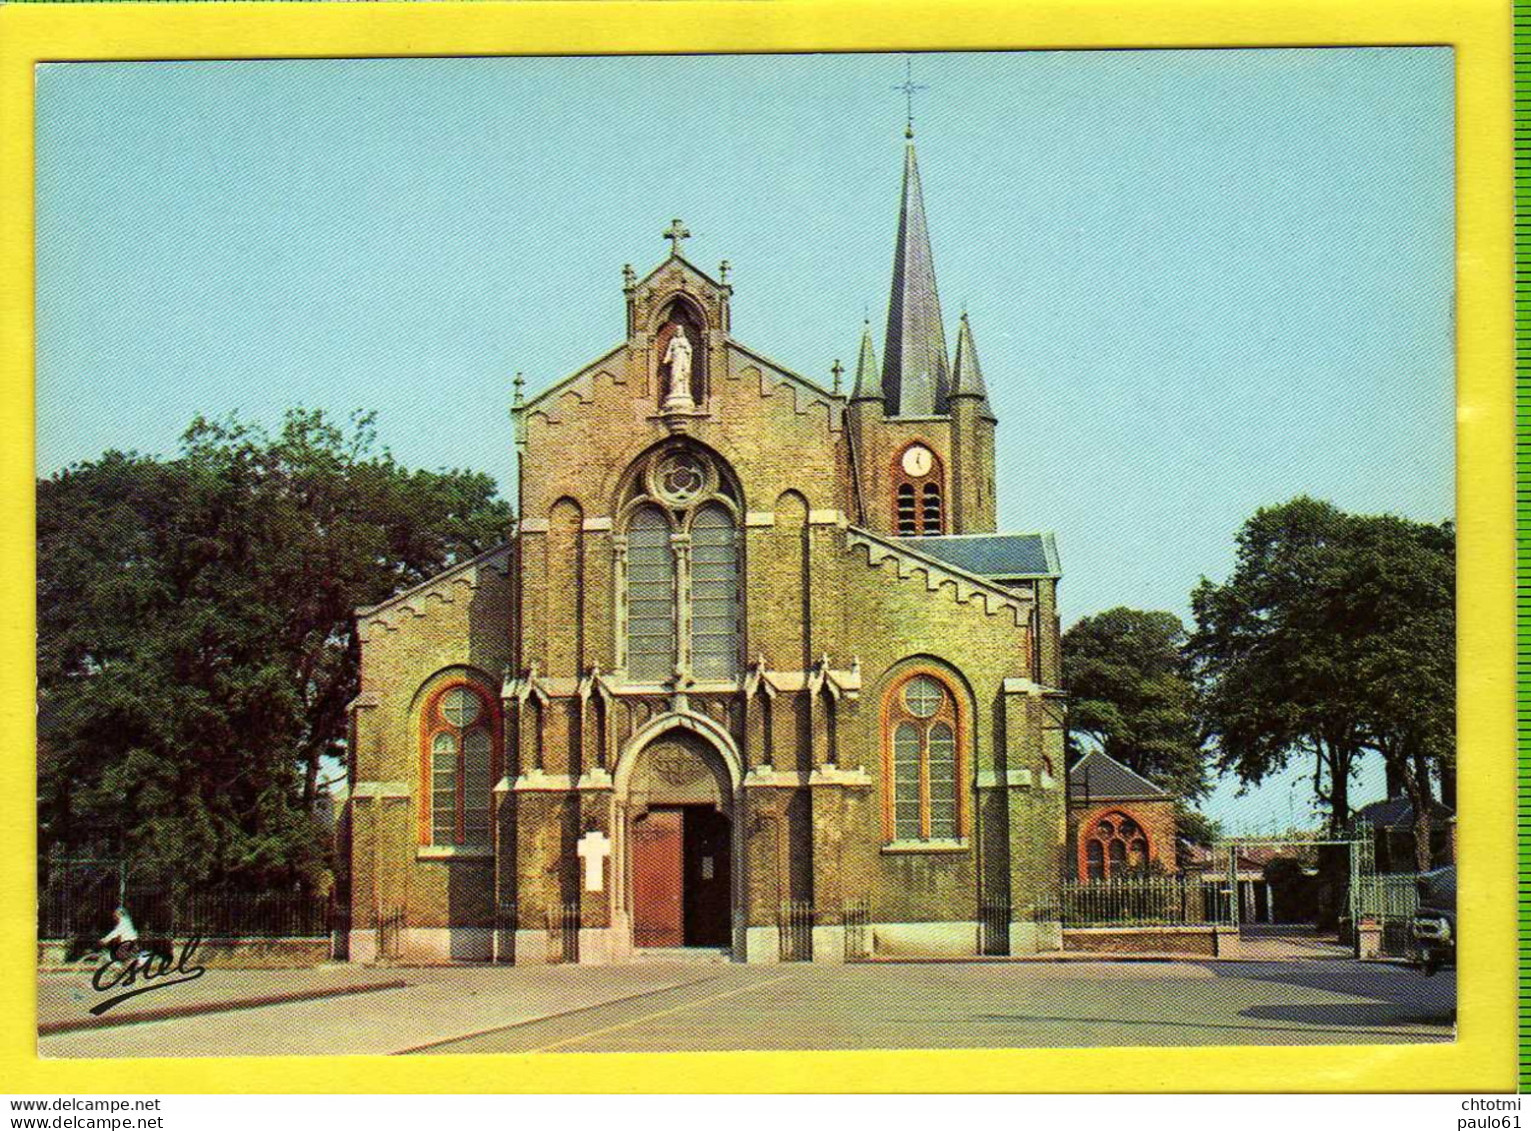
[1411, 865, 1456, 975]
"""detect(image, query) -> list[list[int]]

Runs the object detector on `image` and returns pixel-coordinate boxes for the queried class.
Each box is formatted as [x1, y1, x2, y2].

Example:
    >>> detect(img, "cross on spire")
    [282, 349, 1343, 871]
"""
[892, 56, 928, 140]
[663, 218, 691, 257]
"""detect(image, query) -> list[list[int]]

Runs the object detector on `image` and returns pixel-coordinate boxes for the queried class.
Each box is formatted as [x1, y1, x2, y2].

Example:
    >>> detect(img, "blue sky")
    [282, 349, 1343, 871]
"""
[34, 50, 1455, 832]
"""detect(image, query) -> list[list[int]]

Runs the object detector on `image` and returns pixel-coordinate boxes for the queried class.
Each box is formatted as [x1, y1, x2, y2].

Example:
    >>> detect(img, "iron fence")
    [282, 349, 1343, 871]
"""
[842, 898, 871, 962]
[980, 902, 1011, 956]
[375, 907, 405, 962]
[1055, 876, 1235, 927]
[546, 901, 580, 964]
[494, 899, 518, 963]
[1353, 873, 1420, 957]
[1354, 873, 1420, 922]
[778, 900, 814, 962]
[39, 882, 336, 940]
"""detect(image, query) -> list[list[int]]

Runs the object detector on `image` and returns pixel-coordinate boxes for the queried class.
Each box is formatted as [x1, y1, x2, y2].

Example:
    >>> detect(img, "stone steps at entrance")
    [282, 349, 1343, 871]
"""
[632, 947, 733, 964]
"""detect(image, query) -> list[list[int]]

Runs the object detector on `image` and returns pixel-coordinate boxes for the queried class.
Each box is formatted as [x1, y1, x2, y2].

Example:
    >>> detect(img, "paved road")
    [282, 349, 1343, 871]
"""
[38, 958, 1454, 1058]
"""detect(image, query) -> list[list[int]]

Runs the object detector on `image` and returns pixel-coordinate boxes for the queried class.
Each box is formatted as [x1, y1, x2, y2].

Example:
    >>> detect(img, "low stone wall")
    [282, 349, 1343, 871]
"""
[39, 936, 334, 970]
[872, 921, 980, 957]
[1062, 925, 1237, 957]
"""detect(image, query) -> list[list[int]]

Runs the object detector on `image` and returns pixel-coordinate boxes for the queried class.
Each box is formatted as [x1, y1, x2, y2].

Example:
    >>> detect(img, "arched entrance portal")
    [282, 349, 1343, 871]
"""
[618, 727, 736, 951]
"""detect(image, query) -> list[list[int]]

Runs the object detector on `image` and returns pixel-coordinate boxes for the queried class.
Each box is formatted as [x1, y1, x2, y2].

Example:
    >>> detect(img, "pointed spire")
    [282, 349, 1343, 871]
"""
[851, 320, 881, 402]
[881, 140, 950, 416]
[951, 312, 988, 401]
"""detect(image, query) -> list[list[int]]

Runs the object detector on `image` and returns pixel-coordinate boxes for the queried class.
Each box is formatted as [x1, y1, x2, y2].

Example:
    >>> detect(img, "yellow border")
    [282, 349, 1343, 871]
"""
[0, 0, 1513, 1094]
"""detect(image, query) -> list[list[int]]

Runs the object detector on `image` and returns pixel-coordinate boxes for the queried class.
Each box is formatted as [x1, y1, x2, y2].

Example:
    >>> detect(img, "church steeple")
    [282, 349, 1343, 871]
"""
[881, 138, 950, 417]
[951, 311, 989, 403]
[851, 319, 881, 402]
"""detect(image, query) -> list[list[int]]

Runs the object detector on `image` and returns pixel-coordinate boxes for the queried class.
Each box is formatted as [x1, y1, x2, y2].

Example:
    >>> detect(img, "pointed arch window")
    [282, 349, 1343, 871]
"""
[883, 672, 965, 844]
[626, 506, 676, 682]
[922, 483, 944, 535]
[421, 683, 499, 847]
[896, 485, 917, 536]
[892, 444, 944, 536]
[690, 504, 740, 679]
[1080, 811, 1151, 881]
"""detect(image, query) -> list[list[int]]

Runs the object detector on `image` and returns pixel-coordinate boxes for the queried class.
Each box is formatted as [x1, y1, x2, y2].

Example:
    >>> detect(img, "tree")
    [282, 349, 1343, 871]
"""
[1343, 513, 1455, 870]
[37, 409, 510, 890]
[1063, 607, 1209, 801]
[1189, 496, 1455, 866]
[1189, 498, 1366, 833]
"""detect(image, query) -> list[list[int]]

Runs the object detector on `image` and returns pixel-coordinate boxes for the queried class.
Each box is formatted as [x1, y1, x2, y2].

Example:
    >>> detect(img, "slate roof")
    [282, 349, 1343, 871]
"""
[1068, 749, 1172, 800]
[881, 141, 951, 416]
[1355, 795, 1455, 829]
[950, 312, 989, 402]
[892, 532, 1060, 579]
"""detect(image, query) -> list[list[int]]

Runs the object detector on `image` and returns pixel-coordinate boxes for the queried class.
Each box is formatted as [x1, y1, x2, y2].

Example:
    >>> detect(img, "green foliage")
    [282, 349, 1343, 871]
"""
[1188, 495, 1454, 848]
[1173, 802, 1222, 848]
[1063, 607, 1209, 801]
[38, 409, 510, 890]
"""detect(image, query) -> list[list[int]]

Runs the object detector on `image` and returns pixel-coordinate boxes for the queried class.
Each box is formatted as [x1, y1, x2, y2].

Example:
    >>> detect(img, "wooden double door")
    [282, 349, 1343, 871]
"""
[631, 806, 732, 948]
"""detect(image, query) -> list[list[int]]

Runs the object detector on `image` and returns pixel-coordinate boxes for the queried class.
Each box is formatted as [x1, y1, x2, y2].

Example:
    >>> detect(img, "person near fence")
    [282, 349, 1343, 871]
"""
[98, 905, 139, 961]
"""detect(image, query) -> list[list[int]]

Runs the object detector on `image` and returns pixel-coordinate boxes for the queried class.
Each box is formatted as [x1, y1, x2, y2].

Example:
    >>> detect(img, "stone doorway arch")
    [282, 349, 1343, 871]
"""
[611, 714, 743, 958]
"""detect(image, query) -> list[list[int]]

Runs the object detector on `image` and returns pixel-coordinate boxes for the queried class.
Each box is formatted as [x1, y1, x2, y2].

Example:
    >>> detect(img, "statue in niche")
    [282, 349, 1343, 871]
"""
[661, 323, 695, 411]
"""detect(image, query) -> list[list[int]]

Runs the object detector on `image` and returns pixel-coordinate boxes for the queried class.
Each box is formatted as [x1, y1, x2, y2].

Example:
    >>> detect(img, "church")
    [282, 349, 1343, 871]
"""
[343, 128, 1071, 964]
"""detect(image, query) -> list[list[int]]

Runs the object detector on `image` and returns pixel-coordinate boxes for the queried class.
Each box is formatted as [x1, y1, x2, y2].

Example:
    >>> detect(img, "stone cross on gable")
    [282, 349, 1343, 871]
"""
[577, 829, 611, 892]
[663, 218, 691, 257]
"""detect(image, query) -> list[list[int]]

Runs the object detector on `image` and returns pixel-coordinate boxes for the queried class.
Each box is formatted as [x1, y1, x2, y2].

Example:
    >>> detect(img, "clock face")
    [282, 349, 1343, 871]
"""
[902, 444, 934, 477]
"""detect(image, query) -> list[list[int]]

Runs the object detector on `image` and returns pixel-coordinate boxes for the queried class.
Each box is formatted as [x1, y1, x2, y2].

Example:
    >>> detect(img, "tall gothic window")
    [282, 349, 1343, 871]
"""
[422, 683, 497, 847]
[621, 444, 743, 683]
[690, 504, 740, 678]
[884, 672, 963, 843]
[626, 506, 676, 681]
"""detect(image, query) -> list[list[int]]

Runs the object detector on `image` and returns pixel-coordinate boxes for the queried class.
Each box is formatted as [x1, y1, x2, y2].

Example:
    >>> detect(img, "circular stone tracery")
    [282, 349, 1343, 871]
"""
[902, 675, 944, 718]
[649, 449, 713, 506]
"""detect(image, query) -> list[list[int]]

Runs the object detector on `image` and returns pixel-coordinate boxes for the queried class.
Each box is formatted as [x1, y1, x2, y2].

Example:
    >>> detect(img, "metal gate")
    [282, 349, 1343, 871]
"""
[1212, 829, 1369, 933]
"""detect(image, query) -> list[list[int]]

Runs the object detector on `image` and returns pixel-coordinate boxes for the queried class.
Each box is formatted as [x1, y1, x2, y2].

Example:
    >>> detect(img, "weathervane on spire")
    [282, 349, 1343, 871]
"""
[892, 56, 928, 140]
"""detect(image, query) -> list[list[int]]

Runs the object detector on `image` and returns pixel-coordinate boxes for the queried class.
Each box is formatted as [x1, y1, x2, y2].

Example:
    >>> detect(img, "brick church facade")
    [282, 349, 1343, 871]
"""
[344, 133, 1071, 964]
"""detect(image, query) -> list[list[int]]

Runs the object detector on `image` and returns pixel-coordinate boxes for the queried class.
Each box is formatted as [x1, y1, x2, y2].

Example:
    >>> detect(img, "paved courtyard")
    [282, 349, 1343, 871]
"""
[38, 956, 1454, 1057]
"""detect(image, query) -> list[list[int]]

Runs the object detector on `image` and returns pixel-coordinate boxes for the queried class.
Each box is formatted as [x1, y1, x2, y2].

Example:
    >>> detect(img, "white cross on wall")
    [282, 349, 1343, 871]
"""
[577, 830, 611, 893]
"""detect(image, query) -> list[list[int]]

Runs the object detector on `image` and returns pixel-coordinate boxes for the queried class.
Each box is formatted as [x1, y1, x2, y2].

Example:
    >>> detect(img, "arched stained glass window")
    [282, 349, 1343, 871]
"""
[626, 507, 676, 681]
[1081, 810, 1153, 881]
[462, 729, 493, 844]
[892, 722, 922, 840]
[1086, 839, 1105, 881]
[927, 723, 957, 839]
[690, 504, 740, 679]
[884, 672, 964, 844]
[423, 682, 498, 847]
[431, 732, 457, 845]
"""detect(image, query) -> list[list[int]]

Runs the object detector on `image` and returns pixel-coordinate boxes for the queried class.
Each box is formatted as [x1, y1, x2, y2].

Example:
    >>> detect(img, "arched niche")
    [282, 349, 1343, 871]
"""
[654, 295, 708, 406]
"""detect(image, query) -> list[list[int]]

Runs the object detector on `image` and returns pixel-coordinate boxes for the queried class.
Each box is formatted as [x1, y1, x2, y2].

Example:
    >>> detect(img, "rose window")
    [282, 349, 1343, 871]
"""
[653, 452, 709, 505]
